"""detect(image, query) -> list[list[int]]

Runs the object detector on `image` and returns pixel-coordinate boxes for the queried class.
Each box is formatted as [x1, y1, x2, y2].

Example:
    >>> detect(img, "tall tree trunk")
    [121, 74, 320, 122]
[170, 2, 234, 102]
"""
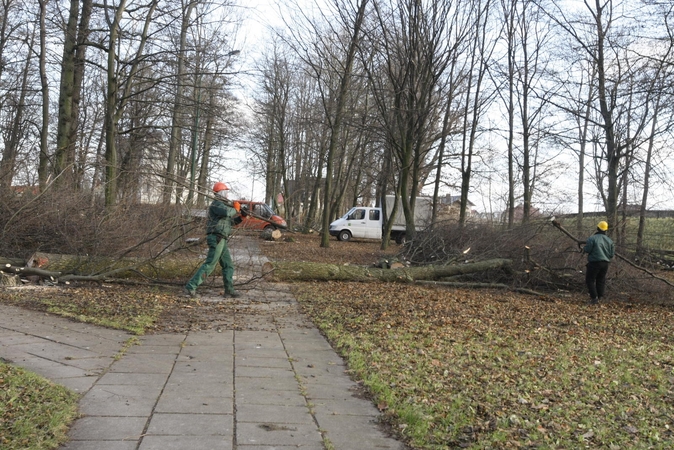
[592, 0, 619, 228]
[576, 71, 595, 235]
[636, 97, 659, 254]
[104, 0, 128, 207]
[54, 0, 79, 186]
[320, 0, 368, 248]
[163, 0, 196, 204]
[71, 0, 93, 189]
[38, 0, 50, 190]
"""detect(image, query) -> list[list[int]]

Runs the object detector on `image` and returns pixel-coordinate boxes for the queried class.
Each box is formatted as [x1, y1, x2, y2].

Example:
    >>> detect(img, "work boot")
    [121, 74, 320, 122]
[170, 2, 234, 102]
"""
[183, 287, 199, 299]
[225, 290, 241, 298]
[589, 297, 598, 305]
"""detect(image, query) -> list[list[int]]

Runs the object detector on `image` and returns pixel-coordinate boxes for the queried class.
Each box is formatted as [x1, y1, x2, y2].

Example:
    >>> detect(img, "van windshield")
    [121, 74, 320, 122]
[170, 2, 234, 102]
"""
[342, 207, 357, 219]
[347, 208, 365, 220]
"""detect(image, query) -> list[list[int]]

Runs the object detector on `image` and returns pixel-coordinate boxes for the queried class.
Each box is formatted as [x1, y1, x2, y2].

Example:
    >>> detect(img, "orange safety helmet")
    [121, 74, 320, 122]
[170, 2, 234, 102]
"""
[213, 182, 229, 193]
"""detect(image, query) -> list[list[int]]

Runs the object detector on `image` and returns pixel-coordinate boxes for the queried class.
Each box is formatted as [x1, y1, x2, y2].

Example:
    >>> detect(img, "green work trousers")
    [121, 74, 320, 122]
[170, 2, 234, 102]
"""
[185, 234, 235, 293]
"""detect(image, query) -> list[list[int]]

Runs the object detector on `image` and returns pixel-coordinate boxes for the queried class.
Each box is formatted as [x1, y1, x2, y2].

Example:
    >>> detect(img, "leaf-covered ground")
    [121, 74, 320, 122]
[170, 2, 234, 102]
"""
[291, 281, 674, 449]
[1, 232, 674, 449]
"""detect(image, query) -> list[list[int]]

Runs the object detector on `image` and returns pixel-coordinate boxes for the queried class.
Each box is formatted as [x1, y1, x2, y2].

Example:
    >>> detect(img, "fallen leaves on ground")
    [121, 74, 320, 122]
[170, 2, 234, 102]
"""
[291, 281, 674, 449]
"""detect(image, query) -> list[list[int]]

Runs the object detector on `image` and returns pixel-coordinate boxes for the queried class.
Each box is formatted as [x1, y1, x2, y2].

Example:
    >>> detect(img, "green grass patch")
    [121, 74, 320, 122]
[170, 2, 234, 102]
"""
[293, 281, 674, 449]
[0, 362, 78, 450]
[0, 285, 170, 335]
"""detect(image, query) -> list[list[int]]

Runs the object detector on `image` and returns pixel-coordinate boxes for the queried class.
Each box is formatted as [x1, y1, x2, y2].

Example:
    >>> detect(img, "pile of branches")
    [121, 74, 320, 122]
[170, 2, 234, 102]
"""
[398, 219, 674, 303]
[0, 189, 194, 260]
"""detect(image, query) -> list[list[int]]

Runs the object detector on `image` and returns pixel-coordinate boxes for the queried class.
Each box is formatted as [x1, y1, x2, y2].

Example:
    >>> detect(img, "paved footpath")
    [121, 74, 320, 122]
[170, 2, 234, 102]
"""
[0, 236, 408, 450]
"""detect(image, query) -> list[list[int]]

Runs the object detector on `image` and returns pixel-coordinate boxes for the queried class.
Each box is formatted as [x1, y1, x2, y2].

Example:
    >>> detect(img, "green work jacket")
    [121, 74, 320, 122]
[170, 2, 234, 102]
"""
[583, 232, 615, 263]
[206, 199, 238, 238]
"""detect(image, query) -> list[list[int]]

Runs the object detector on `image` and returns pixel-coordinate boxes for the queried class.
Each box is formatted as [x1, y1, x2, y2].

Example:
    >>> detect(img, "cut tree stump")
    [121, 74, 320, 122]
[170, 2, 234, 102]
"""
[262, 258, 512, 283]
[260, 229, 283, 241]
[0, 272, 19, 286]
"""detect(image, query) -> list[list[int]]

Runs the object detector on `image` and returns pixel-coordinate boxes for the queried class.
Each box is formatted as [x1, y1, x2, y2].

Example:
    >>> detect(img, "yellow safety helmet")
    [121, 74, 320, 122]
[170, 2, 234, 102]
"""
[597, 221, 608, 231]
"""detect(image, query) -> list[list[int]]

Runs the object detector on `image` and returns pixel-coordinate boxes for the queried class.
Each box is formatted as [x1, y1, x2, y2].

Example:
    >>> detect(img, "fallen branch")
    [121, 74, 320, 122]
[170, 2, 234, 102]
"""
[614, 253, 674, 288]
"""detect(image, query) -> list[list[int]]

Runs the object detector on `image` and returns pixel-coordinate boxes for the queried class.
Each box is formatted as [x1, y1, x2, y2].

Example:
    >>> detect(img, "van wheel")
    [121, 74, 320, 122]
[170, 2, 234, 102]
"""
[395, 233, 406, 245]
[264, 225, 275, 231]
[338, 230, 352, 242]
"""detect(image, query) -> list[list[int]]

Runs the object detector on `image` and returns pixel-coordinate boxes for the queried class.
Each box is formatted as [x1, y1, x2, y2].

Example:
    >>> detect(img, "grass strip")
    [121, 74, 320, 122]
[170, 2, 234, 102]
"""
[0, 362, 78, 450]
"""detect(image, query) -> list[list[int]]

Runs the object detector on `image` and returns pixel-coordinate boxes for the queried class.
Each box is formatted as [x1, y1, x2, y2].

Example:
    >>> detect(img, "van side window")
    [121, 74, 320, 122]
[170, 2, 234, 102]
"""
[351, 209, 365, 220]
[369, 209, 380, 221]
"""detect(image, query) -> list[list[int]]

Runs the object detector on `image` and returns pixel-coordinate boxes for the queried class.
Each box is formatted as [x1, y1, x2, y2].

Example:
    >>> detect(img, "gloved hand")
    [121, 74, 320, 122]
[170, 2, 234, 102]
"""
[232, 201, 240, 212]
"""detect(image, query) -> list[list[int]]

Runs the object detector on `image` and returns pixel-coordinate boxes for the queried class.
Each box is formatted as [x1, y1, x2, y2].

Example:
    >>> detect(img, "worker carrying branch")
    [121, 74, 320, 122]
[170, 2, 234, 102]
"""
[580, 221, 615, 305]
[184, 182, 246, 299]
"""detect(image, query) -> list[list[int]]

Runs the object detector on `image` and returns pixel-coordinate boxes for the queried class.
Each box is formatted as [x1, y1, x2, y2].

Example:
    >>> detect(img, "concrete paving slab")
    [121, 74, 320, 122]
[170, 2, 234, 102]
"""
[172, 360, 233, 374]
[154, 394, 233, 414]
[145, 412, 233, 436]
[236, 365, 297, 379]
[0, 333, 47, 345]
[236, 355, 291, 368]
[52, 376, 100, 393]
[9, 357, 92, 378]
[9, 341, 111, 361]
[287, 350, 346, 366]
[60, 440, 138, 450]
[293, 361, 348, 378]
[79, 385, 163, 416]
[235, 375, 301, 392]
[137, 334, 186, 346]
[96, 372, 168, 385]
[236, 422, 323, 447]
[236, 389, 308, 407]
[236, 330, 285, 345]
[183, 331, 234, 345]
[66, 416, 148, 441]
[302, 382, 367, 400]
[314, 413, 407, 450]
[139, 435, 232, 450]
[310, 398, 381, 417]
[166, 368, 232, 384]
[123, 345, 179, 354]
[236, 404, 315, 424]
[108, 354, 176, 373]
[79, 395, 157, 417]
[179, 347, 234, 362]
[235, 346, 289, 358]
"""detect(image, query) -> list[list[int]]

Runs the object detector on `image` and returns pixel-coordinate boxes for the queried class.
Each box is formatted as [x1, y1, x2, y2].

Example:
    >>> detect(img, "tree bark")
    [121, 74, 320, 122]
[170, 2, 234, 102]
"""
[262, 259, 512, 282]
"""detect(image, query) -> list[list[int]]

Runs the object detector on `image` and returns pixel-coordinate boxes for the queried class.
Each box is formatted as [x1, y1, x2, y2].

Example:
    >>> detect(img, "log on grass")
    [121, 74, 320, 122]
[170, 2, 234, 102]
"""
[262, 258, 512, 283]
[26, 252, 143, 274]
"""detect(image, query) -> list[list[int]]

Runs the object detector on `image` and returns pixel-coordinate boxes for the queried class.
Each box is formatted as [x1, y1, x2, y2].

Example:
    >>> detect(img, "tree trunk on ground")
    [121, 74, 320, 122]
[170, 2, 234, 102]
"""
[262, 259, 512, 282]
